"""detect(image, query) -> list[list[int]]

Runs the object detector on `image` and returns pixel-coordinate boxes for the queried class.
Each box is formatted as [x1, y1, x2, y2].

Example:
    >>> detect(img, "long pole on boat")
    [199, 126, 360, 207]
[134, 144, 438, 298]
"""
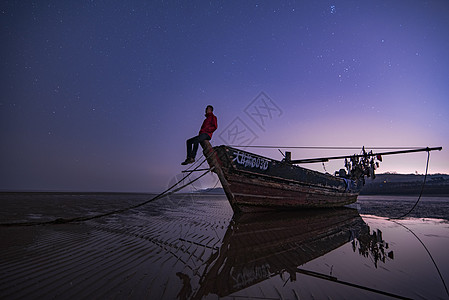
[290, 147, 442, 164]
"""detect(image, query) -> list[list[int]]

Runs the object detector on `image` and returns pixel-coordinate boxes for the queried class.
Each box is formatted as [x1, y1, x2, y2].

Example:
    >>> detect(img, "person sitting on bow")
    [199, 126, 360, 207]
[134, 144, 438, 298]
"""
[181, 105, 217, 165]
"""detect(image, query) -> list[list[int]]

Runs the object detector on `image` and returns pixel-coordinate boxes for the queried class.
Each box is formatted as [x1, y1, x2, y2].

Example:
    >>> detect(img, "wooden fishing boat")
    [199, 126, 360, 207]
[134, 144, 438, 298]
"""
[200, 142, 441, 213]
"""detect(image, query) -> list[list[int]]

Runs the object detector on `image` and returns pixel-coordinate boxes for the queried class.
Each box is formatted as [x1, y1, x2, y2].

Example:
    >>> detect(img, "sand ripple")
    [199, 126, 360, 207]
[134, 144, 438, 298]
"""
[0, 194, 232, 299]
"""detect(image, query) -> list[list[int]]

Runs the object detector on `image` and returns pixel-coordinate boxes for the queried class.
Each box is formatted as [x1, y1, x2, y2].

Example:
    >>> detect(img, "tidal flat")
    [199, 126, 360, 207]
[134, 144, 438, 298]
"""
[0, 193, 448, 299]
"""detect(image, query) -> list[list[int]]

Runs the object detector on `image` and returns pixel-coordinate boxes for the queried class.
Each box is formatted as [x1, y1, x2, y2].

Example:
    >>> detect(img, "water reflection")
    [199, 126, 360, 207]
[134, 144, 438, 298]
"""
[187, 208, 392, 299]
[353, 226, 394, 268]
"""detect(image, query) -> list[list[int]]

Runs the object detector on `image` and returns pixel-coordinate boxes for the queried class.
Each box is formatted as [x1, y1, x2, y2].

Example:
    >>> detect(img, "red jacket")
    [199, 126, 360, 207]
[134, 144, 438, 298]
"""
[199, 112, 218, 138]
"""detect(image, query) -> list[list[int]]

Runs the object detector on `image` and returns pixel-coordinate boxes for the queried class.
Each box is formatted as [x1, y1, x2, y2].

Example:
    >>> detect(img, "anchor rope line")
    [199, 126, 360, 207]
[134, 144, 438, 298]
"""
[0, 150, 217, 227]
[392, 220, 449, 298]
[391, 150, 430, 219]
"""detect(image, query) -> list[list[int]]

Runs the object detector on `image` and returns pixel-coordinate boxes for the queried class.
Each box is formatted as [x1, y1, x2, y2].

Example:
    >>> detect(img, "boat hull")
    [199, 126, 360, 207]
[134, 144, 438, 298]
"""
[228, 173, 359, 212]
[202, 143, 362, 212]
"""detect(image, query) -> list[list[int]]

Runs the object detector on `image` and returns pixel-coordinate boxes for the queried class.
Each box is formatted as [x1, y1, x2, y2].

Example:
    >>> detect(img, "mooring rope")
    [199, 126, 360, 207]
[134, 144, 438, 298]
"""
[392, 220, 449, 297]
[0, 153, 216, 227]
[392, 150, 430, 219]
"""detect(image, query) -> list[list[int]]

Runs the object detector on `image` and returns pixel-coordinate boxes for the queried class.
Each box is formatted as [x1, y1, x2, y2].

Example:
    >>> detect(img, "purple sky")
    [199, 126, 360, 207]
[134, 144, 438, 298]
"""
[1, 1, 448, 192]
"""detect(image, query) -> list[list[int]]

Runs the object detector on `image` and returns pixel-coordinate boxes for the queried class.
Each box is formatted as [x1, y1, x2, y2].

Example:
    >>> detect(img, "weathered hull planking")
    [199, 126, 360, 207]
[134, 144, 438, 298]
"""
[202, 142, 363, 212]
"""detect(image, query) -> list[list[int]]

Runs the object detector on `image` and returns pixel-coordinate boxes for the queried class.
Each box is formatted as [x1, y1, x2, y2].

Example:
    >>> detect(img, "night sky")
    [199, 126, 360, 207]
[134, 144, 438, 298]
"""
[1, 1, 448, 192]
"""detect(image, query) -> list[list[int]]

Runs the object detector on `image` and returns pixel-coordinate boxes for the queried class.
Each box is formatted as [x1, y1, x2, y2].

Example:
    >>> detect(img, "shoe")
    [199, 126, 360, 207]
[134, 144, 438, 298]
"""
[181, 157, 195, 165]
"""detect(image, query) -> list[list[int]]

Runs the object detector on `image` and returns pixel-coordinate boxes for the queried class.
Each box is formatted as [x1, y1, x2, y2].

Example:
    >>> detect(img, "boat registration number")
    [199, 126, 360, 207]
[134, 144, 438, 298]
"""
[232, 151, 269, 171]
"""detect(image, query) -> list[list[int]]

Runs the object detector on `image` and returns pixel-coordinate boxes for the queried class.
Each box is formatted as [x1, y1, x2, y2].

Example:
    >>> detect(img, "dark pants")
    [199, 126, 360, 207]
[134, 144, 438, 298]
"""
[186, 133, 211, 159]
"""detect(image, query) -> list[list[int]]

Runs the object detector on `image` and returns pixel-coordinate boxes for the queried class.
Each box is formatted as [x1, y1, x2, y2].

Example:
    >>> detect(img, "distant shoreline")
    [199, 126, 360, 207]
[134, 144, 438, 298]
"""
[360, 173, 449, 196]
[360, 193, 449, 197]
[0, 191, 158, 196]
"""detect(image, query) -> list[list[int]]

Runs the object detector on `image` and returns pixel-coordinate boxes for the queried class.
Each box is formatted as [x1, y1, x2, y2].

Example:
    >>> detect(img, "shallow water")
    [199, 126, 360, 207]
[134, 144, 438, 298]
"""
[0, 193, 448, 299]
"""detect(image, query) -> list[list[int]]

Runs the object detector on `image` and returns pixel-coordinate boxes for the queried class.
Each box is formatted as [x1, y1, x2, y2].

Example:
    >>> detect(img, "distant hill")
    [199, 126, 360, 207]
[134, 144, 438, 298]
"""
[360, 173, 449, 195]
[192, 187, 225, 194]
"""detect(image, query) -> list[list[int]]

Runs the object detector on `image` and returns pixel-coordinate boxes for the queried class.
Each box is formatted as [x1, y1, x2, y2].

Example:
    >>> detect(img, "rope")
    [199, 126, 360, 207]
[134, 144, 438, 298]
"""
[391, 150, 430, 219]
[0, 153, 216, 227]
[392, 220, 449, 297]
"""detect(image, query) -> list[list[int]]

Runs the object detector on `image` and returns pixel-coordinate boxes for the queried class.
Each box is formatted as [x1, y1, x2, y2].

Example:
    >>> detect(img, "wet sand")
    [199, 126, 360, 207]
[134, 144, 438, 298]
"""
[0, 193, 448, 299]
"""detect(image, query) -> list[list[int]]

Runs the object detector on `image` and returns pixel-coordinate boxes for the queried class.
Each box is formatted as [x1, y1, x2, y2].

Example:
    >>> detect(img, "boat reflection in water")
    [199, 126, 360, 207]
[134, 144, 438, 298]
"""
[187, 208, 393, 300]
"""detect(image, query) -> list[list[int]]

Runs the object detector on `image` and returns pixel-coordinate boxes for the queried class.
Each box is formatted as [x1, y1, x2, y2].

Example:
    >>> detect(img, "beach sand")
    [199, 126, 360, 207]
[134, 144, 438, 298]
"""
[0, 193, 448, 299]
